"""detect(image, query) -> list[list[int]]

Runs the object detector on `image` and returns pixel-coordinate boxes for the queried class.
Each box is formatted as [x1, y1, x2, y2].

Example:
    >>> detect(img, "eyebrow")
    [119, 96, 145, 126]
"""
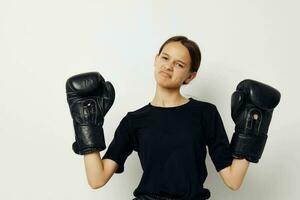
[161, 52, 187, 65]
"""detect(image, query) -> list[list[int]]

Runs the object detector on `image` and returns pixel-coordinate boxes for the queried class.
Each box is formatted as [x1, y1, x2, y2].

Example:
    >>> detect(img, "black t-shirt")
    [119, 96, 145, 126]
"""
[102, 97, 233, 200]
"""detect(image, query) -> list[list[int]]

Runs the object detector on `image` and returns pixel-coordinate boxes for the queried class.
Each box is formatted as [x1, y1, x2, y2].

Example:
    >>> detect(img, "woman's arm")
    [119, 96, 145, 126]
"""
[84, 151, 118, 189]
[218, 158, 250, 191]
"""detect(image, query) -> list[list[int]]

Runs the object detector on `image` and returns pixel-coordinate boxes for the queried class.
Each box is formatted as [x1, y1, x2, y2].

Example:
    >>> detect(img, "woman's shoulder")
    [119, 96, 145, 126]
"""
[189, 97, 217, 111]
[125, 103, 153, 120]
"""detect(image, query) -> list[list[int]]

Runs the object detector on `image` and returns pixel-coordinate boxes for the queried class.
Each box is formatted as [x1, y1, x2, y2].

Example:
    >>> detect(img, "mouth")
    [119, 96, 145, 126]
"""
[160, 71, 171, 78]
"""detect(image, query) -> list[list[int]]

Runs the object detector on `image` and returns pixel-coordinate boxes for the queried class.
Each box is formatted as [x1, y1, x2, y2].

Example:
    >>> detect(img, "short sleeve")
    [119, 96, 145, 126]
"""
[206, 105, 233, 172]
[102, 113, 134, 174]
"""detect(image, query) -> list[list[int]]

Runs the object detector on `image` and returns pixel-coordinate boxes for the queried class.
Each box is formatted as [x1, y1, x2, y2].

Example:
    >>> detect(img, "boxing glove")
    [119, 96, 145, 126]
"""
[230, 79, 281, 163]
[66, 72, 115, 155]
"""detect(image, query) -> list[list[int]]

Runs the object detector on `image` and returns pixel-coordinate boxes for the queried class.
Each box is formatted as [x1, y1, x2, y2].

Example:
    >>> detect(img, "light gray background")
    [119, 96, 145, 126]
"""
[0, 0, 298, 199]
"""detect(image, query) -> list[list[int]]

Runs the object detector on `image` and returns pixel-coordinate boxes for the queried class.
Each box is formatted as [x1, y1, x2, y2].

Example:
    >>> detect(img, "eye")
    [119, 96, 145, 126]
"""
[162, 56, 168, 60]
[176, 63, 183, 68]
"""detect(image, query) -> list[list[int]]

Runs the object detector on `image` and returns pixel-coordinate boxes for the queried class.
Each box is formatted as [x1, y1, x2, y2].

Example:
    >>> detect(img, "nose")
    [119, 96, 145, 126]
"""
[163, 61, 174, 71]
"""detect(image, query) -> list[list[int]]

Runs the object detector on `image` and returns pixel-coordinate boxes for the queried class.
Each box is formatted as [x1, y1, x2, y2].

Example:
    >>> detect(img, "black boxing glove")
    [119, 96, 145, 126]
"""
[230, 79, 281, 163]
[66, 72, 115, 155]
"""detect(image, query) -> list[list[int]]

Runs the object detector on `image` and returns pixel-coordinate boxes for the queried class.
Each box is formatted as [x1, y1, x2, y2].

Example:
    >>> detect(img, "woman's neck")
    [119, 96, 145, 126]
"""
[150, 86, 188, 107]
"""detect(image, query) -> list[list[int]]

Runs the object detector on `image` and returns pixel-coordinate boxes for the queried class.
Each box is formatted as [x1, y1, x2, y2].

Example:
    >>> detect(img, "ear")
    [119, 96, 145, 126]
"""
[184, 72, 197, 84]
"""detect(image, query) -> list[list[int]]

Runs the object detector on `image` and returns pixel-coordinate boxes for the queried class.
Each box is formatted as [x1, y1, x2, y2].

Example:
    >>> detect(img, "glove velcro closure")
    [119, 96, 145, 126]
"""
[73, 125, 106, 155]
[230, 132, 268, 163]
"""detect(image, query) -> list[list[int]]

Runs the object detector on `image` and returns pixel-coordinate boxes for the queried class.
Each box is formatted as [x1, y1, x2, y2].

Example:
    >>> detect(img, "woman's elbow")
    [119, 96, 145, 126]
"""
[89, 180, 105, 189]
[228, 183, 241, 191]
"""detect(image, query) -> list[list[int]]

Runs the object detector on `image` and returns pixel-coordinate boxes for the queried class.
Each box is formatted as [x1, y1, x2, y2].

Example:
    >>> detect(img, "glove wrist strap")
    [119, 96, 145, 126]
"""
[230, 132, 267, 163]
[73, 124, 106, 155]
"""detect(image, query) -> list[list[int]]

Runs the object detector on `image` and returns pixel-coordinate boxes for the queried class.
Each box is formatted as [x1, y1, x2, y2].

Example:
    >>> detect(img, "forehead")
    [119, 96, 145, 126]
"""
[161, 42, 191, 63]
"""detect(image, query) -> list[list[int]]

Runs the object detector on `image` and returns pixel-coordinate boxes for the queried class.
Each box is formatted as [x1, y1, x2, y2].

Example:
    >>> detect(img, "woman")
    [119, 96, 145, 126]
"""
[80, 36, 250, 200]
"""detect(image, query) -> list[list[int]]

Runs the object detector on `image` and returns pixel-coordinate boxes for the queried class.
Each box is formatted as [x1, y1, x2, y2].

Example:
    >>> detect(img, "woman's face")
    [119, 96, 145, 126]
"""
[154, 41, 196, 89]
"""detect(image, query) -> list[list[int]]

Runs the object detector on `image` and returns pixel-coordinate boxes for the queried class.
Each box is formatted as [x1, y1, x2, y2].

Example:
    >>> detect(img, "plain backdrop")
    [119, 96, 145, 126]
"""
[0, 0, 298, 199]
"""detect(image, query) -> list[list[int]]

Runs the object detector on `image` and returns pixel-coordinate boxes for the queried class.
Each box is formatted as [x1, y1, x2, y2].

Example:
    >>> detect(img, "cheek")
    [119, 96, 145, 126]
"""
[173, 72, 187, 83]
[154, 64, 163, 74]
[155, 59, 165, 69]
[154, 67, 159, 75]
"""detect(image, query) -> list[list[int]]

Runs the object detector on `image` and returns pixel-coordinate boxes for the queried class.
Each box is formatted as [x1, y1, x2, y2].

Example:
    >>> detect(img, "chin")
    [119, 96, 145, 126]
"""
[154, 74, 180, 89]
[156, 80, 180, 89]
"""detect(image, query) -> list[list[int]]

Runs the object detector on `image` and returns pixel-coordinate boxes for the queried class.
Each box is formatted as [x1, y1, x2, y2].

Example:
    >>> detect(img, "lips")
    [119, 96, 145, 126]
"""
[160, 71, 171, 78]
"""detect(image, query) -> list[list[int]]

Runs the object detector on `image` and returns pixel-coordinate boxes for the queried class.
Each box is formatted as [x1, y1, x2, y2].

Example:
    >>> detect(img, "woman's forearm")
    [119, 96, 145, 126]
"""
[229, 158, 250, 190]
[84, 151, 104, 188]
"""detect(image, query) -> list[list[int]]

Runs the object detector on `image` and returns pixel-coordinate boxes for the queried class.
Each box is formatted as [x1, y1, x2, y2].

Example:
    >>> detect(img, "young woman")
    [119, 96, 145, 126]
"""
[71, 36, 251, 200]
